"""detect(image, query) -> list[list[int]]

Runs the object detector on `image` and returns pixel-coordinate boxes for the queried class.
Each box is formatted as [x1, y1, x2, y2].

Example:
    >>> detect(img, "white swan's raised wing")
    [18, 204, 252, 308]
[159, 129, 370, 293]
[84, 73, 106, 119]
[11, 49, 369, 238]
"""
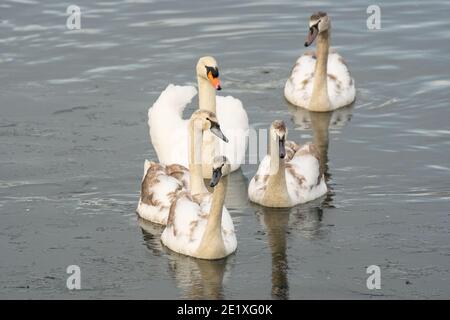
[148, 84, 197, 167]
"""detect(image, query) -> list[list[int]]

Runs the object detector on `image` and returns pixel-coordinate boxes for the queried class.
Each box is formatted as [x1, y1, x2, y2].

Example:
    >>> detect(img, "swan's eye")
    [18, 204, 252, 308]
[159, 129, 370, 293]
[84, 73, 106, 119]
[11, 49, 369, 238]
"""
[216, 163, 225, 174]
[205, 66, 219, 78]
[210, 120, 220, 129]
[207, 117, 219, 128]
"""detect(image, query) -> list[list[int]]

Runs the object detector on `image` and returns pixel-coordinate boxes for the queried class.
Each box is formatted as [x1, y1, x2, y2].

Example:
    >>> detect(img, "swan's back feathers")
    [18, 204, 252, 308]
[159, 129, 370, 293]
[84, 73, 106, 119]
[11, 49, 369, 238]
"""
[248, 142, 327, 206]
[162, 192, 236, 257]
[284, 51, 355, 110]
[285, 53, 316, 108]
[289, 143, 322, 188]
[247, 155, 271, 204]
[285, 140, 301, 161]
[143, 159, 151, 181]
[326, 53, 355, 109]
[285, 143, 327, 203]
[165, 163, 190, 190]
[136, 160, 189, 224]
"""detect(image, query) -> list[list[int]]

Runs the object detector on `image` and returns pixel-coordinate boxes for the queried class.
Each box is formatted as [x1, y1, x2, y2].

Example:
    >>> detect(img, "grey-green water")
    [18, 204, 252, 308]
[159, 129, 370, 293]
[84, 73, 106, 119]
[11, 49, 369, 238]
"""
[1, 0, 449, 299]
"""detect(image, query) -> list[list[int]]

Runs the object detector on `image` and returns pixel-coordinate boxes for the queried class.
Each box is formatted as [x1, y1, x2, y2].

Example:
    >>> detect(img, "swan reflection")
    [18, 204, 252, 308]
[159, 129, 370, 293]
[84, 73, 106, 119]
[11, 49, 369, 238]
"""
[138, 217, 233, 299]
[288, 103, 353, 206]
[255, 199, 324, 299]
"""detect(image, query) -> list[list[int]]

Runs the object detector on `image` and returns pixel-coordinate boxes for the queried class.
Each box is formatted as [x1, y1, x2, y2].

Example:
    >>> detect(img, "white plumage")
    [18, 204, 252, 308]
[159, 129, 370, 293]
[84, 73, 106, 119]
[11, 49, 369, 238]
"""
[148, 84, 249, 171]
[161, 156, 237, 260]
[136, 159, 190, 225]
[161, 192, 237, 258]
[284, 11, 355, 111]
[249, 143, 327, 206]
[148, 56, 249, 176]
[148, 84, 195, 168]
[285, 52, 355, 110]
[148, 85, 248, 172]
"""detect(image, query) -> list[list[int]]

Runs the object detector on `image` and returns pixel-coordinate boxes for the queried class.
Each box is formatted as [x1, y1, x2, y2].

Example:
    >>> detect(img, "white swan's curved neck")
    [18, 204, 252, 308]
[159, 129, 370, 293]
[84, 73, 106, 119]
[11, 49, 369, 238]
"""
[309, 30, 331, 111]
[198, 76, 216, 113]
[196, 175, 228, 258]
[188, 120, 207, 195]
[263, 133, 290, 207]
[207, 176, 227, 236]
[268, 132, 287, 176]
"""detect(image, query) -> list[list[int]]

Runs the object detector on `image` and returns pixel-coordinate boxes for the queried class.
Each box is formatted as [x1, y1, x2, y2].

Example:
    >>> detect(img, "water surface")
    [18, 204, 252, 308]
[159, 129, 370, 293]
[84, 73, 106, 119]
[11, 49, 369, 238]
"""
[1, 0, 449, 299]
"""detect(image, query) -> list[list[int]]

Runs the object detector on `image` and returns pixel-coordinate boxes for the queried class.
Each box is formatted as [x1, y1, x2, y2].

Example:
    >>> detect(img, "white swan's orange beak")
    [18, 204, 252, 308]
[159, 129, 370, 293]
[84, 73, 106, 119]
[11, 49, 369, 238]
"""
[207, 72, 222, 90]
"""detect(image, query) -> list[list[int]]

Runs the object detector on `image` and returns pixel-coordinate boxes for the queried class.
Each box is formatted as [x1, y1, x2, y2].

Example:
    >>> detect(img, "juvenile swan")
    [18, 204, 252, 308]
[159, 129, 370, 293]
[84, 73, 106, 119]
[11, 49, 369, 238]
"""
[148, 56, 249, 178]
[161, 156, 237, 260]
[248, 120, 327, 207]
[284, 12, 355, 111]
[137, 110, 228, 224]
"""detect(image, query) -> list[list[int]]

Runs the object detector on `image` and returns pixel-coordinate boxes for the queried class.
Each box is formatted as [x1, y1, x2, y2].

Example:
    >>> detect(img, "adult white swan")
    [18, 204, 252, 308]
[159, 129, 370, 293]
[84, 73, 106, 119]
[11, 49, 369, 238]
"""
[284, 12, 355, 111]
[161, 156, 237, 260]
[137, 110, 228, 224]
[248, 120, 327, 207]
[148, 56, 249, 178]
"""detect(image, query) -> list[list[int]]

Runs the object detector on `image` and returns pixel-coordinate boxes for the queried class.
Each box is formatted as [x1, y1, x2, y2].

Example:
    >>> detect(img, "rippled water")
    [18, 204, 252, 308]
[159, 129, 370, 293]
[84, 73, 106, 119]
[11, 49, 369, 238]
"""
[1, 0, 449, 299]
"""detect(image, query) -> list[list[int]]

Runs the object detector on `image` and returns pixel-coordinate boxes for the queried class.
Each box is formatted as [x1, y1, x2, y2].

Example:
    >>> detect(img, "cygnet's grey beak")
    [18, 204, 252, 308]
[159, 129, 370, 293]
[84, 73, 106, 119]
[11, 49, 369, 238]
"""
[210, 167, 223, 187]
[210, 122, 229, 143]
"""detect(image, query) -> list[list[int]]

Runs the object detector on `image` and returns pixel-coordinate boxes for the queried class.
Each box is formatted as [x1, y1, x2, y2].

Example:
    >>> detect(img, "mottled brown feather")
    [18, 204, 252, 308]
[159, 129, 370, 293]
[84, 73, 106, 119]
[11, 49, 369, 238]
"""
[272, 120, 286, 134]
[285, 140, 301, 161]
[294, 143, 324, 185]
[310, 11, 327, 21]
[141, 174, 162, 206]
[165, 164, 188, 175]
[300, 78, 310, 90]
[338, 56, 348, 68]
[189, 220, 199, 242]
[167, 184, 183, 203]
[255, 174, 270, 183]
[304, 51, 317, 59]
[286, 163, 306, 186]
[167, 191, 193, 235]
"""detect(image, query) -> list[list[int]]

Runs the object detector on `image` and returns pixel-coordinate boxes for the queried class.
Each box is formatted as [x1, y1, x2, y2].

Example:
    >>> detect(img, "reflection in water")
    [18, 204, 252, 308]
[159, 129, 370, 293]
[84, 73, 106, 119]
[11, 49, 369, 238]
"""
[138, 217, 165, 256]
[257, 207, 290, 299]
[255, 200, 324, 299]
[287, 103, 354, 206]
[166, 255, 231, 300]
[138, 217, 233, 299]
